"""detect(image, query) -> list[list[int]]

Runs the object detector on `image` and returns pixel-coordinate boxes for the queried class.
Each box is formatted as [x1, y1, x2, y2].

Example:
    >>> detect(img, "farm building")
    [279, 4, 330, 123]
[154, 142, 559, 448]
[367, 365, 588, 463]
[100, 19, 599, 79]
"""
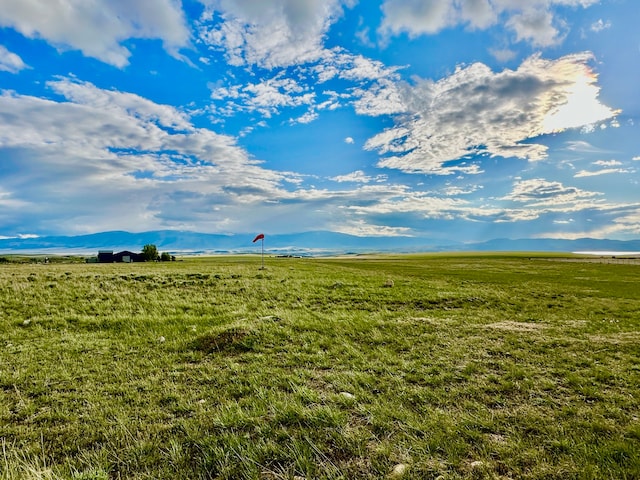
[97, 250, 145, 263]
[97, 250, 114, 263]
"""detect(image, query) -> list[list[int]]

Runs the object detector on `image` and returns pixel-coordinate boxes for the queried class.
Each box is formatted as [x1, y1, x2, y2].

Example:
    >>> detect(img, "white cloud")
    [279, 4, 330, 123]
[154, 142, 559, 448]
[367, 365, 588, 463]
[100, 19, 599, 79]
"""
[314, 49, 402, 83]
[0, 0, 191, 67]
[611, 211, 640, 236]
[490, 47, 517, 63]
[0, 79, 301, 234]
[209, 48, 401, 120]
[502, 178, 600, 206]
[0, 45, 28, 73]
[563, 140, 612, 153]
[198, 0, 352, 68]
[539, 207, 640, 239]
[344, 136, 354, 144]
[574, 168, 632, 178]
[352, 78, 406, 116]
[441, 184, 483, 196]
[335, 52, 401, 82]
[344, 190, 471, 217]
[210, 75, 317, 118]
[331, 170, 372, 183]
[593, 160, 622, 167]
[364, 53, 618, 174]
[332, 220, 414, 237]
[49, 79, 193, 131]
[0, 189, 29, 209]
[506, 8, 563, 47]
[0, 78, 453, 237]
[355, 25, 375, 48]
[459, 0, 496, 30]
[379, 0, 461, 37]
[543, 71, 620, 132]
[379, 0, 598, 48]
[590, 19, 611, 33]
[243, 77, 315, 114]
[290, 110, 319, 124]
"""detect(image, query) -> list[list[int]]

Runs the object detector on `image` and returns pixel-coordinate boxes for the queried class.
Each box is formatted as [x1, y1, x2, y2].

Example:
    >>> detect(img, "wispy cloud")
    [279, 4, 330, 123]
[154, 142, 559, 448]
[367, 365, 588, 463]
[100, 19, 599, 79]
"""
[574, 168, 632, 178]
[591, 19, 611, 33]
[441, 185, 483, 196]
[594, 160, 622, 167]
[573, 159, 633, 177]
[540, 207, 640, 239]
[330, 170, 386, 183]
[332, 220, 414, 237]
[501, 178, 601, 206]
[490, 47, 517, 63]
[0, 45, 28, 73]
[563, 140, 613, 153]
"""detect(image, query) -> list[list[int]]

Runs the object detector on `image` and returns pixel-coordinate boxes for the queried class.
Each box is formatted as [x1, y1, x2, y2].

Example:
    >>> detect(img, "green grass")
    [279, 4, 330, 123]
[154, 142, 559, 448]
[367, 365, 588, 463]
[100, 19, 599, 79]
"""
[1, 254, 638, 479]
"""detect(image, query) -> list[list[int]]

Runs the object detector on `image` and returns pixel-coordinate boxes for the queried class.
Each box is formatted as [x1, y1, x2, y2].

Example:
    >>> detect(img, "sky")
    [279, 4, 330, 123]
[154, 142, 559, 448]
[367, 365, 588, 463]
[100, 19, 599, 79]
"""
[0, 0, 639, 243]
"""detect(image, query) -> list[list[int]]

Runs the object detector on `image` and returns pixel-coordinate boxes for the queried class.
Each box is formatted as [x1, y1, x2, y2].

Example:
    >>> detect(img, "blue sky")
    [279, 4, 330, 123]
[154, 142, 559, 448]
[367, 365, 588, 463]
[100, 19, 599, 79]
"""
[0, 0, 638, 243]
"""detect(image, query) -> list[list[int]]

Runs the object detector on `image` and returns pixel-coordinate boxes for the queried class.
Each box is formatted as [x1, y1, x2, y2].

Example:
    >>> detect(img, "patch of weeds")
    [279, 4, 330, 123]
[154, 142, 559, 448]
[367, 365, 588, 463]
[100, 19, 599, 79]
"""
[70, 468, 109, 480]
[191, 326, 259, 353]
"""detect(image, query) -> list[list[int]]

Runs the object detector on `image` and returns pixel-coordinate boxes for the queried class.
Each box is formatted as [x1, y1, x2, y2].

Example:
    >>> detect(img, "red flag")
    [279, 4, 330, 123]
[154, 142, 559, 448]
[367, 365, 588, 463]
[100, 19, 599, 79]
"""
[252, 233, 265, 243]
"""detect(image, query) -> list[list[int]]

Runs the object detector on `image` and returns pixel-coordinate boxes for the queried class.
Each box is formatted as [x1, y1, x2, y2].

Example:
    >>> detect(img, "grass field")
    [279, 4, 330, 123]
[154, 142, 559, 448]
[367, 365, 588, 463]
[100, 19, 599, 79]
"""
[1, 254, 638, 479]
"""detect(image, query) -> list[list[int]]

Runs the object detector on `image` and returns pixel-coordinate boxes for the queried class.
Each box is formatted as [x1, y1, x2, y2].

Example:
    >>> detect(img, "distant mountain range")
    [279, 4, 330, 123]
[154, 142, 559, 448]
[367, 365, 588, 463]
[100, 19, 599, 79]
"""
[2, 230, 640, 256]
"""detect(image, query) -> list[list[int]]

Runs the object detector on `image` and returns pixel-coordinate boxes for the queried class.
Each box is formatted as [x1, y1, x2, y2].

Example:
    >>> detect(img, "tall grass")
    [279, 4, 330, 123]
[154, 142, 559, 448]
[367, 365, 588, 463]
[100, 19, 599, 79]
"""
[1, 254, 638, 479]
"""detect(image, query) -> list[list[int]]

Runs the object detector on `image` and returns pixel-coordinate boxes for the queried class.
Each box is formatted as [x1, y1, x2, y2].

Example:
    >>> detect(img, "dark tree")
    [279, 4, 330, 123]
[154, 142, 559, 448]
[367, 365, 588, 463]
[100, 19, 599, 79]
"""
[141, 244, 159, 262]
[160, 252, 171, 262]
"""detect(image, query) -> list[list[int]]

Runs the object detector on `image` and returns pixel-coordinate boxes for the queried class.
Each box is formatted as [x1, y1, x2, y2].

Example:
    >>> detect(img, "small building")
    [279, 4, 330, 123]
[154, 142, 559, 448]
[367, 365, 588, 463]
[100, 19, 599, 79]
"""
[97, 250, 145, 263]
[98, 250, 114, 263]
[114, 251, 144, 263]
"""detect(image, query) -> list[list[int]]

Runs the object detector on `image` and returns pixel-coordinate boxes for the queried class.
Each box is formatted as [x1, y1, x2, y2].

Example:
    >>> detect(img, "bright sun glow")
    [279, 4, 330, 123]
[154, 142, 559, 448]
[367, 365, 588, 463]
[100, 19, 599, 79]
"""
[543, 75, 619, 133]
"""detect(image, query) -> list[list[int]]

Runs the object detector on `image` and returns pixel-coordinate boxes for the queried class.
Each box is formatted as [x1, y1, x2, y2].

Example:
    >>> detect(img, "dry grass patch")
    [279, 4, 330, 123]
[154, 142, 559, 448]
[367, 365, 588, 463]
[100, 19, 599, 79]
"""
[484, 321, 547, 332]
[587, 331, 640, 345]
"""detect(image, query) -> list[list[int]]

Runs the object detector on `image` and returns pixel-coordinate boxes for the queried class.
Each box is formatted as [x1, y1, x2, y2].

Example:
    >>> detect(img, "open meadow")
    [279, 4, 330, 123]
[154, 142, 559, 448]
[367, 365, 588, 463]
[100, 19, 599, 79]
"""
[1, 254, 639, 479]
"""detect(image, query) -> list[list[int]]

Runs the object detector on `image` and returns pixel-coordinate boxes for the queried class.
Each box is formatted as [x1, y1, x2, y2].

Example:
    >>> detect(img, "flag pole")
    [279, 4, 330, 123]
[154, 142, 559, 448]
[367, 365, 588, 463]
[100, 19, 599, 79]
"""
[252, 233, 265, 269]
